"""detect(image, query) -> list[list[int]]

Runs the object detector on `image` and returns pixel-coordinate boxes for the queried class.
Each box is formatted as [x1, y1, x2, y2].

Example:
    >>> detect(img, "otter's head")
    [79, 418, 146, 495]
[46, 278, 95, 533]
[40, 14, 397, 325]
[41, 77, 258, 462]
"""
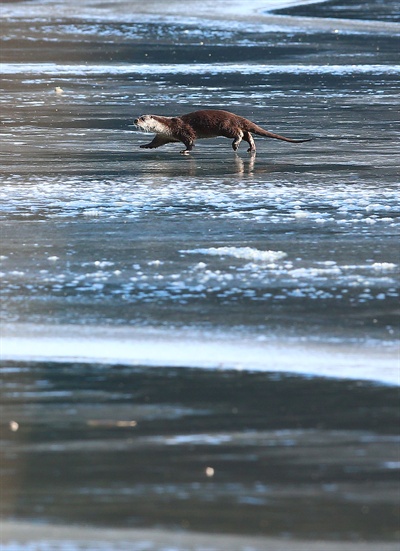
[134, 115, 170, 134]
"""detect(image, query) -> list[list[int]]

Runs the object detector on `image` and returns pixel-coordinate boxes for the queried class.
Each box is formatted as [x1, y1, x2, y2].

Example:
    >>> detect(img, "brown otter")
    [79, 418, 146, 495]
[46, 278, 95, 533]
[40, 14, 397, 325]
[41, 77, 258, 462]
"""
[134, 109, 311, 154]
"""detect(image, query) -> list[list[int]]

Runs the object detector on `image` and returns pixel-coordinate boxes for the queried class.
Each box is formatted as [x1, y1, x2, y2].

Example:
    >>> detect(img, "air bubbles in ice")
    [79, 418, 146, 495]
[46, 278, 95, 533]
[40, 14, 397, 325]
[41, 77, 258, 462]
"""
[182, 247, 287, 263]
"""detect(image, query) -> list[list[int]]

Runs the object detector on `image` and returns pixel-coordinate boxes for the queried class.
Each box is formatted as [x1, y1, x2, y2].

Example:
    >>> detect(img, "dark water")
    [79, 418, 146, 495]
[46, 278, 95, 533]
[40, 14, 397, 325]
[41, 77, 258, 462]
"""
[273, 0, 400, 23]
[1, 361, 400, 540]
[1, 0, 399, 547]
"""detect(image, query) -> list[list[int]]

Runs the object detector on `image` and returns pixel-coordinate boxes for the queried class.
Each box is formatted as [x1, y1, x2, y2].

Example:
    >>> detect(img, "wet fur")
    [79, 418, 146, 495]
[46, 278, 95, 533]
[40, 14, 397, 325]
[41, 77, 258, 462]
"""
[134, 109, 311, 154]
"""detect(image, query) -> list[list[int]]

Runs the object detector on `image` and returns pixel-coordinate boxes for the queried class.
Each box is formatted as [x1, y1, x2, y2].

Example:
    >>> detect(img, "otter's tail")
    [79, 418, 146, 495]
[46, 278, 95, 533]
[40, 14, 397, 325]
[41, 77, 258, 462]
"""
[252, 124, 312, 143]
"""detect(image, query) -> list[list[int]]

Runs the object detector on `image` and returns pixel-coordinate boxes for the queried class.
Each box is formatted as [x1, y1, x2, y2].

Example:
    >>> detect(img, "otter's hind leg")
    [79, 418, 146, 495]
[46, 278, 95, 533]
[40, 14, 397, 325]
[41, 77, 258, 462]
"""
[231, 130, 244, 151]
[140, 134, 175, 149]
[243, 131, 256, 153]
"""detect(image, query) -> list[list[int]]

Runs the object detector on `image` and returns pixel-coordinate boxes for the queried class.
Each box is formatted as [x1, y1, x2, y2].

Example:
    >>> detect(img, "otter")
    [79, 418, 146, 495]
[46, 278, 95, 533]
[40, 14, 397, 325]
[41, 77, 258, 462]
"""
[134, 109, 311, 154]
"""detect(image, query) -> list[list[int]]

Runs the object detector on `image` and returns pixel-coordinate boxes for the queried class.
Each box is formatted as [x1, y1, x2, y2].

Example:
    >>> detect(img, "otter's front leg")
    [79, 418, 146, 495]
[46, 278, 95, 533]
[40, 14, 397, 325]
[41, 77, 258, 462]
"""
[180, 139, 195, 155]
[140, 134, 174, 149]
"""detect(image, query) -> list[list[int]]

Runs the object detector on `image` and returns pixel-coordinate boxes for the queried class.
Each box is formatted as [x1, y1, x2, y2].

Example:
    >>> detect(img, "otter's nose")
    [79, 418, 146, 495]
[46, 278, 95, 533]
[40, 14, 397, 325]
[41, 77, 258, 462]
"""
[134, 118, 139, 124]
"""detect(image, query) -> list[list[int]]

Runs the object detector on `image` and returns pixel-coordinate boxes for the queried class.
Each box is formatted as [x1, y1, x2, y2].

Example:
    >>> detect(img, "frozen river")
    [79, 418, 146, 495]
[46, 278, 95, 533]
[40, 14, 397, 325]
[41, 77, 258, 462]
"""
[1, 0, 399, 549]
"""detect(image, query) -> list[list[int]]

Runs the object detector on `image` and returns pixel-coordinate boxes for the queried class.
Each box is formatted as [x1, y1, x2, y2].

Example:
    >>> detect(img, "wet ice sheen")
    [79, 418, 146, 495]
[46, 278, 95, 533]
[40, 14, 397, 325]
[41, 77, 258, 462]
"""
[2, 62, 400, 76]
[0, 172, 398, 351]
